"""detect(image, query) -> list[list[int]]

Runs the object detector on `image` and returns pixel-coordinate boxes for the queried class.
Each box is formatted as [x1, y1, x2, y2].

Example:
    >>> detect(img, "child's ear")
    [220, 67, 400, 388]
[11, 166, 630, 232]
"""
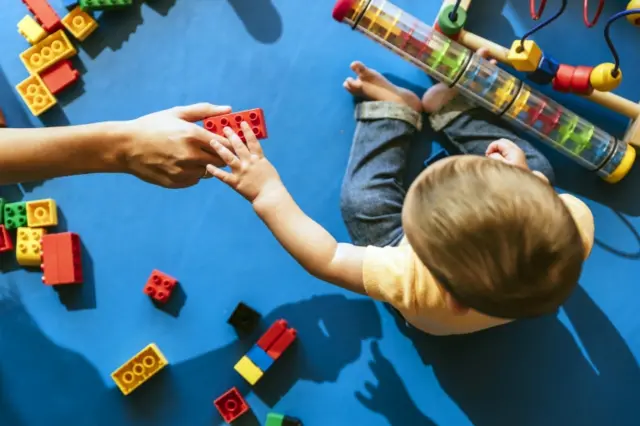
[445, 293, 470, 315]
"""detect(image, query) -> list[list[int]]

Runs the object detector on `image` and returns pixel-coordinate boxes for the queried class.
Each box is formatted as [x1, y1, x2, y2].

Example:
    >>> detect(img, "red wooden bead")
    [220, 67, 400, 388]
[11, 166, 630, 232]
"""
[552, 64, 574, 93]
[570, 65, 594, 95]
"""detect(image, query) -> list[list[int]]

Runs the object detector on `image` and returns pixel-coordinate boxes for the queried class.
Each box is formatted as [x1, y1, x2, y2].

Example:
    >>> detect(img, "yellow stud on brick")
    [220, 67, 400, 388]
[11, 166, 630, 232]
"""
[234, 355, 264, 385]
[16, 75, 57, 116]
[26, 199, 58, 227]
[507, 40, 542, 72]
[17, 15, 47, 44]
[20, 29, 77, 74]
[16, 227, 46, 267]
[62, 7, 98, 41]
[111, 343, 168, 396]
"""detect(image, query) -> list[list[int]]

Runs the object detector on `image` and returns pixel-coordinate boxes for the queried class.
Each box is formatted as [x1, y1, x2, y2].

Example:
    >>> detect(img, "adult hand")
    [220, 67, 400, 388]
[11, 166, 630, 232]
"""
[119, 103, 233, 188]
[486, 138, 529, 170]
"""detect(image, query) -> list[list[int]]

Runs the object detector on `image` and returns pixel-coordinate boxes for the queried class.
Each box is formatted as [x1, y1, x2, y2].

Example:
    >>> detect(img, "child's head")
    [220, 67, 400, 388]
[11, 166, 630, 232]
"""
[403, 155, 584, 319]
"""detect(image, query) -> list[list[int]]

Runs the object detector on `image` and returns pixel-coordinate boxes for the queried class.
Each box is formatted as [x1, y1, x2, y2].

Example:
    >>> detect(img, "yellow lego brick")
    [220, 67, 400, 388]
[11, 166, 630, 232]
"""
[15, 75, 57, 116]
[234, 355, 264, 385]
[111, 343, 168, 396]
[62, 7, 98, 42]
[26, 199, 58, 227]
[16, 227, 46, 267]
[20, 29, 77, 75]
[17, 15, 47, 45]
[507, 40, 542, 73]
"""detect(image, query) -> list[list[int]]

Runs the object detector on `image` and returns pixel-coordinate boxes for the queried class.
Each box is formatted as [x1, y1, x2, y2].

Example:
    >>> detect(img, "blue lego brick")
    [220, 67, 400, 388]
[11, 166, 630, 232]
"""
[424, 147, 450, 168]
[246, 345, 274, 372]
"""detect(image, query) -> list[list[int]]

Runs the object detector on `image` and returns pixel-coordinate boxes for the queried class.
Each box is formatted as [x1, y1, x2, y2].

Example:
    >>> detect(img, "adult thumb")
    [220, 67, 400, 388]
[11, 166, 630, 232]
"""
[171, 103, 231, 122]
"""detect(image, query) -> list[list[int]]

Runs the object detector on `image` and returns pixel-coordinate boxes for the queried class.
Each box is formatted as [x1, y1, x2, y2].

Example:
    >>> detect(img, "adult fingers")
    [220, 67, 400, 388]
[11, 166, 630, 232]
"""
[223, 126, 250, 161]
[206, 164, 238, 188]
[189, 124, 234, 154]
[171, 103, 231, 122]
[210, 139, 242, 172]
[240, 122, 263, 157]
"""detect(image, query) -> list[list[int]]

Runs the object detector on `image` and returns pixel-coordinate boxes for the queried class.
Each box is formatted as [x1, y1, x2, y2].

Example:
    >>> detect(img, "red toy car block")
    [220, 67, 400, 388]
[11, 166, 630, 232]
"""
[22, 0, 62, 32]
[0, 225, 14, 253]
[256, 319, 288, 352]
[41, 60, 80, 95]
[203, 108, 268, 142]
[214, 387, 249, 423]
[143, 269, 177, 303]
[266, 328, 297, 360]
[41, 232, 83, 285]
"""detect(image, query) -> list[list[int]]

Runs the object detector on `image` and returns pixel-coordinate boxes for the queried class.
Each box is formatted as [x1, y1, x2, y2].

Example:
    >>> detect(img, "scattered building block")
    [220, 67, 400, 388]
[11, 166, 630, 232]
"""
[143, 269, 177, 303]
[111, 343, 168, 395]
[79, 0, 133, 10]
[26, 198, 58, 227]
[62, 6, 97, 41]
[246, 345, 274, 372]
[266, 412, 303, 426]
[41, 60, 80, 95]
[16, 227, 46, 267]
[234, 355, 264, 385]
[41, 232, 83, 285]
[21, 0, 62, 32]
[266, 328, 297, 360]
[256, 319, 288, 351]
[0, 225, 14, 253]
[20, 29, 77, 74]
[203, 108, 268, 142]
[214, 387, 249, 423]
[62, 0, 79, 9]
[0, 109, 6, 128]
[16, 75, 57, 117]
[4, 202, 28, 230]
[227, 302, 261, 333]
[17, 15, 48, 44]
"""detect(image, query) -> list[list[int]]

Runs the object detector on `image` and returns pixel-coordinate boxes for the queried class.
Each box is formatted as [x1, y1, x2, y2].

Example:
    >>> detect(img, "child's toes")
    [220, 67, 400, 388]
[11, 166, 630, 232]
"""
[344, 77, 363, 95]
[350, 61, 368, 76]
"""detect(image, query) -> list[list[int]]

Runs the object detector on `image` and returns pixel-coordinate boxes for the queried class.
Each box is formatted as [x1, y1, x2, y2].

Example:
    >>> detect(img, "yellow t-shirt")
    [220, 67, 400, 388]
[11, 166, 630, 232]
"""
[362, 194, 595, 336]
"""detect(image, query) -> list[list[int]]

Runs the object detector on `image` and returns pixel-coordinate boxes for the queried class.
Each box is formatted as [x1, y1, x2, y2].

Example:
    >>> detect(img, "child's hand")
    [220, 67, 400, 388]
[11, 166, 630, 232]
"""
[206, 123, 282, 203]
[486, 139, 529, 170]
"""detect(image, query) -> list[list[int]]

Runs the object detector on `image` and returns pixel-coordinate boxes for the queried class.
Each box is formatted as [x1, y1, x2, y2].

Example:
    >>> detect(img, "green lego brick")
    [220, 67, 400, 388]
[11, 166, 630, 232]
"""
[0, 198, 5, 224]
[266, 413, 285, 426]
[79, 0, 133, 10]
[4, 202, 27, 230]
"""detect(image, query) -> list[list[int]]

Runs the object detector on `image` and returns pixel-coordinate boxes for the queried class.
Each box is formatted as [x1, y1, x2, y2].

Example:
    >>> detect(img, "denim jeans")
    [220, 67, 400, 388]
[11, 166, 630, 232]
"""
[340, 101, 554, 248]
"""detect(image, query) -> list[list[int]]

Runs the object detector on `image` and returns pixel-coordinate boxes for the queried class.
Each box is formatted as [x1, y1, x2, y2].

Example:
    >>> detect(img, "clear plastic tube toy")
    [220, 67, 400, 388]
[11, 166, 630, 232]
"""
[332, 0, 635, 183]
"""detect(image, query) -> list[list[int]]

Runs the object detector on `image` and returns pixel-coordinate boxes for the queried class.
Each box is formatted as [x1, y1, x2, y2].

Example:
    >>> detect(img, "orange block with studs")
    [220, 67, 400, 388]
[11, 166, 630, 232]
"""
[203, 108, 268, 142]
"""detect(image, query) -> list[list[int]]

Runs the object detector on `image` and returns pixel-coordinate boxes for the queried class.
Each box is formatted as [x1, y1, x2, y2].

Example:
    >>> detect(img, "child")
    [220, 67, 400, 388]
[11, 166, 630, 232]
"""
[205, 58, 595, 336]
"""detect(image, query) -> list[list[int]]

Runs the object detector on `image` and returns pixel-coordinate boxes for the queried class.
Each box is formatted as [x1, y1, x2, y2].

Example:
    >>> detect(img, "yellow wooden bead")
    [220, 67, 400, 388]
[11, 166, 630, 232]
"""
[507, 40, 542, 72]
[590, 63, 622, 92]
[627, 0, 640, 26]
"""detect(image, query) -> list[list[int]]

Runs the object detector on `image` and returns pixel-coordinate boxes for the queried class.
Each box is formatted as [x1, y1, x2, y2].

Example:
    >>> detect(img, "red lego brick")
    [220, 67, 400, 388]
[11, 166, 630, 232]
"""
[0, 225, 14, 253]
[22, 0, 62, 32]
[143, 270, 177, 303]
[256, 319, 288, 351]
[266, 328, 297, 360]
[41, 60, 80, 95]
[214, 387, 249, 423]
[41, 232, 82, 285]
[203, 108, 268, 142]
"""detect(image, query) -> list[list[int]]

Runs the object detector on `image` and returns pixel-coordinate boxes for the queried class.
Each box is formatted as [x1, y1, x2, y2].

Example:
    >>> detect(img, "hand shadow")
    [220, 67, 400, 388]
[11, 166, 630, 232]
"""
[356, 341, 438, 426]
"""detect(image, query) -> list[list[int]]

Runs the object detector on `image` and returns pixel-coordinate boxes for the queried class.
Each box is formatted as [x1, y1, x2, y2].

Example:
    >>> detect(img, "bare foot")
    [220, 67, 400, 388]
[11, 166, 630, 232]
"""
[343, 61, 422, 113]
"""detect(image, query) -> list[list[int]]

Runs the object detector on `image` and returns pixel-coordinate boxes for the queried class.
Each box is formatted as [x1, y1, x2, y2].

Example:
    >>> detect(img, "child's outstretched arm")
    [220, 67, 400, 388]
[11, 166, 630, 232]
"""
[206, 124, 366, 294]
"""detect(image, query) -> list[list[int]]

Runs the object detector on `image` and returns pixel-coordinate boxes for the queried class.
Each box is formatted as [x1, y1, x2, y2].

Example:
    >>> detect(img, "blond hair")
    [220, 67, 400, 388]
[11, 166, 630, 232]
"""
[403, 156, 584, 319]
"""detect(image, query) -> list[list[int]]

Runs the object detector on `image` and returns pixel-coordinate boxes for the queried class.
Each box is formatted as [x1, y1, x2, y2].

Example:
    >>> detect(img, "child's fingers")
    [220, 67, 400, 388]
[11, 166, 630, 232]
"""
[210, 139, 241, 171]
[223, 127, 250, 161]
[241, 122, 264, 157]
[206, 164, 238, 187]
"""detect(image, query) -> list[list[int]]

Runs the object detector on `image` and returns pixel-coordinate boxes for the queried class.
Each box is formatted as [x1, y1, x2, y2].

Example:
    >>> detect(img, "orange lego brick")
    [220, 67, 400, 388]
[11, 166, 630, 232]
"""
[143, 269, 177, 303]
[15, 75, 57, 117]
[41, 61, 80, 95]
[41, 232, 82, 285]
[26, 198, 58, 227]
[22, 0, 62, 32]
[266, 328, 297, 360]
[256, 319, 288, 351]
[0, 225, 14, 253]
[16, 227, 46, 267]
[20, 29, 77, 74]
[111, 343, 168, 395]
[203, 108, 268, 142]
[62, 6, 97, 41]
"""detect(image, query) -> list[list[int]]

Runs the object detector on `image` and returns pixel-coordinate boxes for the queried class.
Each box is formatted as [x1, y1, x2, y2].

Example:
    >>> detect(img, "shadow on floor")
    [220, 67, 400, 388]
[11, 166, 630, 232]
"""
[227, 0, 283, 44]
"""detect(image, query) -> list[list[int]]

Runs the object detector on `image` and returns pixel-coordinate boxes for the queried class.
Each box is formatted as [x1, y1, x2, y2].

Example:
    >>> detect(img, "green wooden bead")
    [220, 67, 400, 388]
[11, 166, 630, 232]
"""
[438, 4, 467, 36]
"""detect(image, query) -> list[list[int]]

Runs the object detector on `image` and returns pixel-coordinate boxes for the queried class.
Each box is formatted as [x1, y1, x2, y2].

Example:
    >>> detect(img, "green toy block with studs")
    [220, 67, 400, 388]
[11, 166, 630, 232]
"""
[4, 202, 28, 230]
[79, 0, 133, 10]
[0, 198, 4, 223]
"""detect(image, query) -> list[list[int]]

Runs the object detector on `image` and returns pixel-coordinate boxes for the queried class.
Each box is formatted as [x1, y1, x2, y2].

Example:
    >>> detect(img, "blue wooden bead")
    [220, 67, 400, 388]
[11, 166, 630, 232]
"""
[527, 54, 560, 86]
